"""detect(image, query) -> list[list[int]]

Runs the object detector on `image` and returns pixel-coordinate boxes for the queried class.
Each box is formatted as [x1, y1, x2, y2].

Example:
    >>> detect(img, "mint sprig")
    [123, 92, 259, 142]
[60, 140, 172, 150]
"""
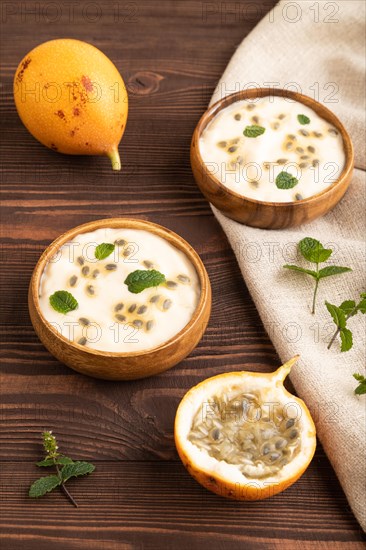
[29, 431, 95, 507]
[298, 114, 310, 125]
[353, 374, 366, 396]
[283, 237, 352, 314]
[276, 171, 299, 189]
[49, 290, 78, 314]
[326, 293, 366, 352]
[243, 125, 266, 138]
[124, 269, 166, 294]
[95, 242, 115, 260]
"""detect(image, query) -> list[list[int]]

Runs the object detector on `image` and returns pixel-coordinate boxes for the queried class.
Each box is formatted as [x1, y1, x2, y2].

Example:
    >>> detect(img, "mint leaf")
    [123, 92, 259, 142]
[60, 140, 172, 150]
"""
[353, 374, 366, 395]
[61, 461, 95, 482]
[243, 125, 266, 138]
[124, 269, 166, 294]
[29, 475, 61, 498]
[339, 300, 356, 315]
[95, 243, 115, 260]
[340, 327, 353, 352]
[298, 114, 310, 125]
[299, 238, 332, 263]
[325, 302, 346, 329]
[318, 266, 352, 279]
[283, 265, 318, 278]
[357, 295, 366, 314]
[49, 291, 78, 314]
[276, 171, 299, 189]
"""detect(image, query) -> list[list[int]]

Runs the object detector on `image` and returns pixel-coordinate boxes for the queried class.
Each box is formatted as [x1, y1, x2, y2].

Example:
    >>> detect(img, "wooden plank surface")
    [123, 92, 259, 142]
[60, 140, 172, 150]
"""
[0, 0, 365, 548]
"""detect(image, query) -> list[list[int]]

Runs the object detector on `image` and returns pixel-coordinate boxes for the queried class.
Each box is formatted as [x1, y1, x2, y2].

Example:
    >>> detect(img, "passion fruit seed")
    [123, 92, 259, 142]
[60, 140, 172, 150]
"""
[218, 141, 227, 148]
[115, 239, 126, 246]
[246, 103, 255, 110]
[133, 319, 143, 328]
[79, 317, 90, 326]
[299, 129, 309, 137]
[295, 193, 303, 201]
[277, 158, 288, 165]
[77, 256, 84, 266]
[287, 134, 296, 141]
[178, 274, 191, 284]
[114, 302, 124, 312]
[278, 113, 286, 120]
[163, 299, 172, 310]
[81, 266, 90, 276]
[149, 295, 160, 303]
[77, 337, 87, 346]
[228, 146, 238, 153]
[166, 280, 178, 289]
[328, 128, 339, 136]
[307, 145, 316, 153]
[128, 303, 137, 313]
[92, 269, 100, 278]
[296, 147, 304, 154]
[143, 260, 154, 268]
[234, 113, 241, 121]
[146, 320, 154, 331]
[137, 305, 147, 315]
[251, 116, 259, 124]
[272, 122, 280, 130]
[188, 389, 301, 479]
[69, 275, 78, 287]
[86, 285, 95, 296]
[105, 263, 117, 271]
[313, 131, 322, 138]
[116, 314, 126, 323]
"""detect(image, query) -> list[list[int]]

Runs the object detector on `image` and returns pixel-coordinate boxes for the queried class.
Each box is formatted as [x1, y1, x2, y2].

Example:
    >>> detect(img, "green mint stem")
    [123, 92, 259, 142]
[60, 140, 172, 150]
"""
[327, 326, 341, 350]
[311, 263, 320, 314]
[327, 306, 358, 350]
[54, 460, 78, 508]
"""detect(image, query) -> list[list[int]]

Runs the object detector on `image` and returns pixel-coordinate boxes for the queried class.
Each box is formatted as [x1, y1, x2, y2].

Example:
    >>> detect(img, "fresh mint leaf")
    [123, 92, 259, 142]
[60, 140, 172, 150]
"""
[283, 238, 351, 314]
[318, 266, 352, 278]
[243, 125, 266, 138]
[49, 291, 78, 314]
[95, 243, 115, 260]
[325, 302, 346, 329]
[61, 461, 95, 482]
[124, 269, 166, 294]
[353, 374, 366, 395]
[327, 293, 365, 353]
[283, 265, 318, 278]
[276, 171, 299, 189]
[29, 432, 95, 507]
[299, 238, 332, 263]
[339, 300, 356, 315]
[298, 114, 310, 125]
[340, 327, 353, 352]
[29, 475, 61, 498]
[357, 296, 366, 314]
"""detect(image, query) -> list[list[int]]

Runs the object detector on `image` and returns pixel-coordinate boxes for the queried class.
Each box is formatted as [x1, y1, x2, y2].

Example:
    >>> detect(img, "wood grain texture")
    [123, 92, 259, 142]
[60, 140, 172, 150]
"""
[0, 0, 365, 548]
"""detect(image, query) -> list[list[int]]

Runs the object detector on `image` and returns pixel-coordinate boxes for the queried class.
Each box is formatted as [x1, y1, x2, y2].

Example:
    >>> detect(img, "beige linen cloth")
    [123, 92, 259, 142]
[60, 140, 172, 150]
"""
[208, 0, 366, 530]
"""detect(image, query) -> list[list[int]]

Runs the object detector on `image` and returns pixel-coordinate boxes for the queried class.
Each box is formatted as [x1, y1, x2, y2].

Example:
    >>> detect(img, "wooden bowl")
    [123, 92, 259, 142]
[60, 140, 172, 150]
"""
[28, 218, 212, 380]
[191, 88, 354, 229]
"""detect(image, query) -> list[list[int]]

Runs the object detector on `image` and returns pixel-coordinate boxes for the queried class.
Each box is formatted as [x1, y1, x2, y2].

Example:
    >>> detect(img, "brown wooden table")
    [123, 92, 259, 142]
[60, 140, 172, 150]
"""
[1, 1, 365, 548]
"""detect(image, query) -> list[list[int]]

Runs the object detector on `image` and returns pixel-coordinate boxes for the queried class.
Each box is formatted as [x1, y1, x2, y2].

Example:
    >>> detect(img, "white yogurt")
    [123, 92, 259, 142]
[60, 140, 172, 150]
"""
[39, 228, 201, 352]
[199, 96, 346, 202]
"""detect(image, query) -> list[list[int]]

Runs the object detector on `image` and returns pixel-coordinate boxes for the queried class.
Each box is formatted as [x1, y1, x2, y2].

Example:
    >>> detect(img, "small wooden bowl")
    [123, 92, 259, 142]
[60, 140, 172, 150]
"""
[28, 218, 212, 380]
[191, 88, 354, 229]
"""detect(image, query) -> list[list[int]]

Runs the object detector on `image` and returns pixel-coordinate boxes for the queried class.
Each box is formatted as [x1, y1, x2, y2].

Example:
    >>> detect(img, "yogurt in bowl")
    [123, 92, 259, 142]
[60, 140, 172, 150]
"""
[199, 96, 346, 203]
[39, 228, 201, 352]
[191, 88, 354, 228]
[29, 218, 212, 380]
